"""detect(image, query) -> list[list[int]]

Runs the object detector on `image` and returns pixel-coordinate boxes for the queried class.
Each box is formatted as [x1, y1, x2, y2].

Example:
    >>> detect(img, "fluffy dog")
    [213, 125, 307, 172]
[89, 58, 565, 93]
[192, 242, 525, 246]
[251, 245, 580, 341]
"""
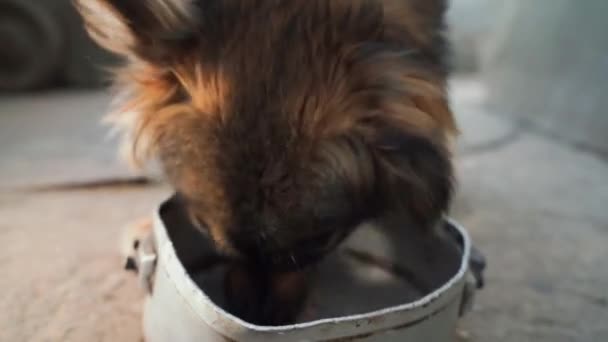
[77, 0, 456, 325]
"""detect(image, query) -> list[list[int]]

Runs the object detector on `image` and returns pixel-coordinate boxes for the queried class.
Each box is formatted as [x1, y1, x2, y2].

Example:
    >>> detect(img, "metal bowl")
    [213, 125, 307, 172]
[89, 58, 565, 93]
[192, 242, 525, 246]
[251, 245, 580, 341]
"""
[140, 197, 480, 341]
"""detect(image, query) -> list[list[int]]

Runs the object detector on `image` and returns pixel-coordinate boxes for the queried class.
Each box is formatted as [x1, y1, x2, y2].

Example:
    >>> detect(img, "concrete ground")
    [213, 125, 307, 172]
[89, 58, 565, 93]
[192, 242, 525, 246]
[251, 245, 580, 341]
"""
[0, 76, 606, 341]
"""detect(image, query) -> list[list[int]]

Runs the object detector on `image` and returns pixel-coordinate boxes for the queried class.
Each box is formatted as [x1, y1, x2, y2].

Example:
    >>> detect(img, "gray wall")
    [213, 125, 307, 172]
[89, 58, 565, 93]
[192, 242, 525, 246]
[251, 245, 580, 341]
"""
[482, 0, 608, 154]
[447, 0, 500, 72]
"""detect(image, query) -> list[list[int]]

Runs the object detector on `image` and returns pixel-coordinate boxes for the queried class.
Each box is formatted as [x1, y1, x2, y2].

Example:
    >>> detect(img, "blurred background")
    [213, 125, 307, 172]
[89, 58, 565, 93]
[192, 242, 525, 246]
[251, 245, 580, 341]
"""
[1, 0, 607, 341]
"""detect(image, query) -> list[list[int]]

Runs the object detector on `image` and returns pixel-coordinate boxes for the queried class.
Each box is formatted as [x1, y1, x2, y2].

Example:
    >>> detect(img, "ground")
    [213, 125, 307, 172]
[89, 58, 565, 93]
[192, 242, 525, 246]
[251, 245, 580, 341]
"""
[0, 76, 606, 341]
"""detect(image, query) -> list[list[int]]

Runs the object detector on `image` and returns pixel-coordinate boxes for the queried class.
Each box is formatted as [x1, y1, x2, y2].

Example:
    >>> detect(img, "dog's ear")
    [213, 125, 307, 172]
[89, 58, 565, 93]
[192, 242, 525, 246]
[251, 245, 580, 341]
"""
[76, 0, 199, 62]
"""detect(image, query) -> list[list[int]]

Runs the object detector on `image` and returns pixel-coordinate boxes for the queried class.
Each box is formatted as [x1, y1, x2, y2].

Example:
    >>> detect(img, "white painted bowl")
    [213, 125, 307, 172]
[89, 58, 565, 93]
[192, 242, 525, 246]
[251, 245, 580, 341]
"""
[141, 197, 479, 341]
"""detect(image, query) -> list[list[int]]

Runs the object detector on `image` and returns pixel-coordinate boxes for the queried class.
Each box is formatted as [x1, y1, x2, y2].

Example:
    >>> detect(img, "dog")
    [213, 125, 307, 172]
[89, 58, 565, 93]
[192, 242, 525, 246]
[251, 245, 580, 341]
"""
[77, 0, 457, 325]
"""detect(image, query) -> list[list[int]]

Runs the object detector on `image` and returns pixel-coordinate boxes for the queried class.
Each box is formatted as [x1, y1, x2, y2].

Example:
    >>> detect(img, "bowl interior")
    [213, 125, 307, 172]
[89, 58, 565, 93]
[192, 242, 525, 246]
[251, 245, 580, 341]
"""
[159, 196, 463, 323]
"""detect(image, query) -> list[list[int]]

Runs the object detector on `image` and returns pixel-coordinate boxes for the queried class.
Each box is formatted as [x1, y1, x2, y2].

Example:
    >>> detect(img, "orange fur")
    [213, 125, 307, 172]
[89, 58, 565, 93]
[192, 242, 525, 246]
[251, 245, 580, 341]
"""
[78, 0, 456, 326]
[80, 0, 455, 273]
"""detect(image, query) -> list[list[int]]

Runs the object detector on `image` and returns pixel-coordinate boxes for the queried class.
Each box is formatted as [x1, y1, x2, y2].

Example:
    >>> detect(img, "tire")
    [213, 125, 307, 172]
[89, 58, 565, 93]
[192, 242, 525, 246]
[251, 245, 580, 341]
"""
[62, 1, 118, 88]
[0, 0, 65, 91]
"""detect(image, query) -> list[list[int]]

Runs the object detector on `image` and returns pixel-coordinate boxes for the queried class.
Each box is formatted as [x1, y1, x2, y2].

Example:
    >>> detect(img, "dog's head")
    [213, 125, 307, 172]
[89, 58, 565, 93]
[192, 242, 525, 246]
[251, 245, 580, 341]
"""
[78, 0, 456, 270]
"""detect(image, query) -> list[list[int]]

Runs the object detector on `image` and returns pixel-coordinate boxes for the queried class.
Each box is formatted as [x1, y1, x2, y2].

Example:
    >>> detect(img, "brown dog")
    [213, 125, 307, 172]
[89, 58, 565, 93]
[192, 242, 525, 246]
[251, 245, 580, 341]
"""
[77, 0, 457, 325]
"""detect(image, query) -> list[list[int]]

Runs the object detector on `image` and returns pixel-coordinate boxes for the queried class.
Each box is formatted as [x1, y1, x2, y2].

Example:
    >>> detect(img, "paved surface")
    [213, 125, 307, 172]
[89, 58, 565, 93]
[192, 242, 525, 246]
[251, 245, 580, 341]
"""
[0, 91, 136, 189]
[1, 77, 607, 341]
[0, 187, 168, 342]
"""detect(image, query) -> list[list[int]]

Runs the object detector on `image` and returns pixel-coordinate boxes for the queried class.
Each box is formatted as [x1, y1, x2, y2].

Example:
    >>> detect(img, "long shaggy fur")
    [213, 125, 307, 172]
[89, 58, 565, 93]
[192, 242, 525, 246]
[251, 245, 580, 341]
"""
[78, 0, 457, 325]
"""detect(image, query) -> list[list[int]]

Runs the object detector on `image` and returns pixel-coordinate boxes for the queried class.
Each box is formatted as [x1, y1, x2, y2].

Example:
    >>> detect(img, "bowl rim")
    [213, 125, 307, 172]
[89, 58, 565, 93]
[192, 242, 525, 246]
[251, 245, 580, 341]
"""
[151, 199, 471, 338]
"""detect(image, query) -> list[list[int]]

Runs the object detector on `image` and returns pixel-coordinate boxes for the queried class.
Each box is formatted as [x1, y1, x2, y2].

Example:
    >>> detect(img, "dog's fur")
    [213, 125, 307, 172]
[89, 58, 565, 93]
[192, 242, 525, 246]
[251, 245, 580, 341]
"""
[78, 0, 456, 325]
